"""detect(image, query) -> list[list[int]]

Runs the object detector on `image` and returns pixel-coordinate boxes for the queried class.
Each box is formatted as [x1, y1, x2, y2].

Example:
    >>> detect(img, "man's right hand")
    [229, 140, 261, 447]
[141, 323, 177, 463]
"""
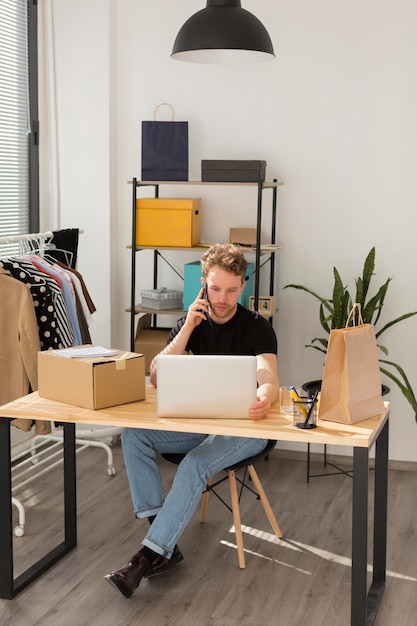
[184, 286, 209, 329]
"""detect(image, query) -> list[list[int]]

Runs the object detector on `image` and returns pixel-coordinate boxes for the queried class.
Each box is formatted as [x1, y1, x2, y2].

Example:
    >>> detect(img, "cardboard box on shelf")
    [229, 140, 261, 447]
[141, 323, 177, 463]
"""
[38, 346, 145, 410]
[136, 198, 201, 247]
[229, 228, 257, 248]
[183, 260, 254, 310]
[135, 314, 171, 374]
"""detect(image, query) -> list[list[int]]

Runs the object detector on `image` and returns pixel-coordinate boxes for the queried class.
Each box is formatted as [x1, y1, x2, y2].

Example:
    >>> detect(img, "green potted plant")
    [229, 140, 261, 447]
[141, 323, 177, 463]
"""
[284, 247, 417, 422]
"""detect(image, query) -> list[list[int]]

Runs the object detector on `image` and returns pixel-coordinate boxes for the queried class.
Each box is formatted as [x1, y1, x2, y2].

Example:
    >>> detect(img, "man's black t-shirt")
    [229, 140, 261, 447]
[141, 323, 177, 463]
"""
[167, 304, 277, 356]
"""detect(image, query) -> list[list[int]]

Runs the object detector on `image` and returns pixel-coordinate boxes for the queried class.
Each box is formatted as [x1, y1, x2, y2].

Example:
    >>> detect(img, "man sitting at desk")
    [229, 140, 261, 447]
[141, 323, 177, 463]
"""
[104, 243, 280, 598]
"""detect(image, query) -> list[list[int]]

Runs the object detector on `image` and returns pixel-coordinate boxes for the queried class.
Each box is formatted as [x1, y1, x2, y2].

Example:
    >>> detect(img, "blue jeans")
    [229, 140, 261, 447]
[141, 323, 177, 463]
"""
[121, 428, 268, 559]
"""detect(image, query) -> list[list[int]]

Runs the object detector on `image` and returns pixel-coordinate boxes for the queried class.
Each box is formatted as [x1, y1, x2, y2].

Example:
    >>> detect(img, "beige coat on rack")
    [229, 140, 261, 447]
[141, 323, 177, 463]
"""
[0, 268, 51, 435]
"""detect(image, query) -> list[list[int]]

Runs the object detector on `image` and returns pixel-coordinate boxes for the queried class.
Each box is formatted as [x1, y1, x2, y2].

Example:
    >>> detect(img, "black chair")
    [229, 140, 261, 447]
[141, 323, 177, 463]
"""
[161, 439, 282, 568]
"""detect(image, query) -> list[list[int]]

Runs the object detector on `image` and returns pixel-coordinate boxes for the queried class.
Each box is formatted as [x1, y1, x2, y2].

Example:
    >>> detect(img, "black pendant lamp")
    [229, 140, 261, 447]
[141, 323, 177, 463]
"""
[171, 0, 275, 64]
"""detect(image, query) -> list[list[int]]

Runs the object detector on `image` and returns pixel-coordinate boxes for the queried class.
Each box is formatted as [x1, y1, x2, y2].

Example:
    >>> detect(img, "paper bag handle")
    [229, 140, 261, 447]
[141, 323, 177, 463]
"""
[346, 303, 364, 328]
[153, 102, 176, 121]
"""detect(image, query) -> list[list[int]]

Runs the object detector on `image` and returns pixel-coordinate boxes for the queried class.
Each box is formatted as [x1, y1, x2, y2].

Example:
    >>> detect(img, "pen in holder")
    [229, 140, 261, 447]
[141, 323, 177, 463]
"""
[292, 391, 319, 429]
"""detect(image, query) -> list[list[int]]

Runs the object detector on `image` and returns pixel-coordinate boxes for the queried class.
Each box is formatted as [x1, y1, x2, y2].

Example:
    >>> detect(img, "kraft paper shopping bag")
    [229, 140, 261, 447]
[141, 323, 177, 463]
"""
[141, 103, 188, 181]
[319, 305, 385, 425]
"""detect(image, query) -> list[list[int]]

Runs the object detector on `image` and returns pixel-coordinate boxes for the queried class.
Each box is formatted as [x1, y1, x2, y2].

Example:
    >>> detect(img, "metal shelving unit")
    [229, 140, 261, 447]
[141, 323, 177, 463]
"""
[128, 178, 282, 351]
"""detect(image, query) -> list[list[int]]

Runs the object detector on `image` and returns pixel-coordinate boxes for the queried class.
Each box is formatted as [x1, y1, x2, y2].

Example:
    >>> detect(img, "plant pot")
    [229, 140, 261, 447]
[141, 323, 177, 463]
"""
[302, 379, 390, 398]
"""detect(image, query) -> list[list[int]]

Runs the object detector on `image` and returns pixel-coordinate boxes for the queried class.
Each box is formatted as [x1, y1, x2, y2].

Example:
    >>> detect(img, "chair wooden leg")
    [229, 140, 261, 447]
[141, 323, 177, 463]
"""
[199, 477, 212, 523]
[228, 469, 246, 568]
[247, 465, 282, 538]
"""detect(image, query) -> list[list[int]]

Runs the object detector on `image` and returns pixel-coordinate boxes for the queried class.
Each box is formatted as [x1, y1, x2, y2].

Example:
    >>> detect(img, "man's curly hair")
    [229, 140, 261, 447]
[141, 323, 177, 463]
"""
[200, 243, 247, 281]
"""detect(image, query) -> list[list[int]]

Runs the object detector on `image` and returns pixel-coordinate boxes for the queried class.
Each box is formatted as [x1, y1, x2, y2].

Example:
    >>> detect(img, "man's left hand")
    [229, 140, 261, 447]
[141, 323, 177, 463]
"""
[249, 396, 272, 421]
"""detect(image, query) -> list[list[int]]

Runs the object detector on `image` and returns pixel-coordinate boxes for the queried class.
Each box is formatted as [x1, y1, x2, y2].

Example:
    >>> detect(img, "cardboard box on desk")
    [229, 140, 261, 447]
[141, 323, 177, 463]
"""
[135, 314, 171, 374]
[38, 346, 145, 410]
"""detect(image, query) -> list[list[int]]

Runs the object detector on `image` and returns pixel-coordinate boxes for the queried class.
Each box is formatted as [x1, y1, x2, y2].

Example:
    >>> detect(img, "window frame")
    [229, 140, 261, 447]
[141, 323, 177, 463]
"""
[28, 0, 39, 232]
[0, 0, 39, 239]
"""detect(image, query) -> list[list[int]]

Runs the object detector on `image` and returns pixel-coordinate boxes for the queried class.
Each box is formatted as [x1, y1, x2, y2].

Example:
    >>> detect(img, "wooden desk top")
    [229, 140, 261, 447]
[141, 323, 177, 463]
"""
[0, 387, 389, 449]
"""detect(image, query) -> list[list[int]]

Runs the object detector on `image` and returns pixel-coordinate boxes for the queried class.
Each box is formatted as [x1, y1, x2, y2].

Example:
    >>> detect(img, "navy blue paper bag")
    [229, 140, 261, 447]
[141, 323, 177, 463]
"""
[141, 103, 188, 181]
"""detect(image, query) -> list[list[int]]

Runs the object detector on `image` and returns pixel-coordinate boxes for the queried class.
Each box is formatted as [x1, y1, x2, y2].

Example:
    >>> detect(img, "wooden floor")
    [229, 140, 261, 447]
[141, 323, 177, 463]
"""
[2, 440, 417, 626]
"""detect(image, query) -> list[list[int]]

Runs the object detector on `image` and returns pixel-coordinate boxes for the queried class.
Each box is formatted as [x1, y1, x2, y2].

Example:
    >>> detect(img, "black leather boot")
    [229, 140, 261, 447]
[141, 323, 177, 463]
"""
[144, 545, 184, 578]
[104, 551, 150, 599]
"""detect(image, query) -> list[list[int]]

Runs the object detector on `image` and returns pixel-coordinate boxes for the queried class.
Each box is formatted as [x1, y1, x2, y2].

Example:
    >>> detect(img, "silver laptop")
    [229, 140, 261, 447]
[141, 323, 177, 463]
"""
[156, 354, 257, 418]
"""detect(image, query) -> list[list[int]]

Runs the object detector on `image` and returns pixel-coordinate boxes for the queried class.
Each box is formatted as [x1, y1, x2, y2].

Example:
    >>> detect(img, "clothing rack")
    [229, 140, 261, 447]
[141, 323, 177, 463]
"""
[0, 229, 84, 245]
[11, 430, 120, 537]
[2, 228, 121, 537]
[0, 230, 53, 244]
[0, 231, 53, 258]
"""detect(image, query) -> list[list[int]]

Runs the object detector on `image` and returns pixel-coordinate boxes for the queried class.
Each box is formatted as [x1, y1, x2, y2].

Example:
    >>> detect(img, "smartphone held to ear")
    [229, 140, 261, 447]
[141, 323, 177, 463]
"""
[196, 283, 208, 315]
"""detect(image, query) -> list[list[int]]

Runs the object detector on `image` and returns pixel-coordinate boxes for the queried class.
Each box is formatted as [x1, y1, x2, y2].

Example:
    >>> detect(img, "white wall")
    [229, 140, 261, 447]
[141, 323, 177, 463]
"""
[40, 0, 417, 462]
[39, 0, 112, 344]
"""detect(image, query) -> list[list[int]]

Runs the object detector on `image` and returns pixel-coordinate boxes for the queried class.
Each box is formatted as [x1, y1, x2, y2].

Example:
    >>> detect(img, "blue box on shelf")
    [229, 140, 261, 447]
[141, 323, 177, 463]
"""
[183, 260, 254, 310]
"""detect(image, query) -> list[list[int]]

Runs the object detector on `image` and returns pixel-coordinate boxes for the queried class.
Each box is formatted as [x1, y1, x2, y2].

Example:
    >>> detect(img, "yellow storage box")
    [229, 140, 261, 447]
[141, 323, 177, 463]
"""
[136, 198, 201, 247]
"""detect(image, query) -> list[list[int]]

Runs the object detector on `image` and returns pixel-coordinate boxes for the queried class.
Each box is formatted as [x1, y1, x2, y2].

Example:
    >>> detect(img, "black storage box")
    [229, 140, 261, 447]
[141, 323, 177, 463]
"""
[201, 160, 266, 183]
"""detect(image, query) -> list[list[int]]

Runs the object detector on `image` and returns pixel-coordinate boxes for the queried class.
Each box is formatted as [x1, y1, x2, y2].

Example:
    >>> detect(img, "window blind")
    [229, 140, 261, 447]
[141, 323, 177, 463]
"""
[0, 0, 30, 237]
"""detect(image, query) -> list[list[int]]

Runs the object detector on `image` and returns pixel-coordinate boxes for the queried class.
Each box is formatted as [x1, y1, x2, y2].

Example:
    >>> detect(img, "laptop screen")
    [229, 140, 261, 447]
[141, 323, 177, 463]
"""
[156, 354, 257, 418]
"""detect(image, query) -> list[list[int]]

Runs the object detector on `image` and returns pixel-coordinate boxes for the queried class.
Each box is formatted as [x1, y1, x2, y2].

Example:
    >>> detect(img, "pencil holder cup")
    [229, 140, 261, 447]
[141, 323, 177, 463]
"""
[293, 397, 318, 429]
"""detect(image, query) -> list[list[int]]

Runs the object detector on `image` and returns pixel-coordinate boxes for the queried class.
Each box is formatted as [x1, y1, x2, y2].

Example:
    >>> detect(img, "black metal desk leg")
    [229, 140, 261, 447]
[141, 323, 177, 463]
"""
[351, 446, 369, 626]
[0, 419, 77, 599]
[373, 418, 389, 580]
[367, 417, 389, 622]
[63, 423, 77, 544]
[0, 417, 14, 599]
